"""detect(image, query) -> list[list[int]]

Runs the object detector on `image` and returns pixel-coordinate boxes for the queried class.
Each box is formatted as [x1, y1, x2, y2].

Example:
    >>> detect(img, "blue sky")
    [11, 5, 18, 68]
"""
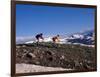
[16, 4, 95, 37]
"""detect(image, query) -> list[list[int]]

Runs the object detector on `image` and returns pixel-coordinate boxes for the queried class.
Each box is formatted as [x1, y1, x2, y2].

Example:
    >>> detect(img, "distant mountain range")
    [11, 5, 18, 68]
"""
[67, 30, 94, 45]
[16, 30, 95, 46]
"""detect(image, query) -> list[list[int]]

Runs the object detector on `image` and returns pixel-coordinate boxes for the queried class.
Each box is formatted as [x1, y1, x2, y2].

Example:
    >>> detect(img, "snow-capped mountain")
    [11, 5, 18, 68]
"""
[16, 30, 94, 46]
[16, 36, 36, 44]
[67, 30, 94, 45]
[16, 36, 53, 44]
[68, 30, 93, 39]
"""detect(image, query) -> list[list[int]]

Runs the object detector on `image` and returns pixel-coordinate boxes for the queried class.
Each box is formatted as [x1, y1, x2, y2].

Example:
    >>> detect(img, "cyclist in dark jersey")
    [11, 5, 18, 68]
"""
[35, 33, 44, 42]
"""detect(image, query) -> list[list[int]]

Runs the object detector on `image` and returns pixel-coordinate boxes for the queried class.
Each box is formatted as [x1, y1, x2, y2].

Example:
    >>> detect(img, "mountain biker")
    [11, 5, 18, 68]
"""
[35, 33, 44, 42]
[52, 35, 60, 43]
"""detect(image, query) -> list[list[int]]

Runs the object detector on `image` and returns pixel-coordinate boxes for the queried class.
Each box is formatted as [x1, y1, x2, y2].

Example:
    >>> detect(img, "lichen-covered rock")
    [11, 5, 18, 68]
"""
[16, 42, 96, 70]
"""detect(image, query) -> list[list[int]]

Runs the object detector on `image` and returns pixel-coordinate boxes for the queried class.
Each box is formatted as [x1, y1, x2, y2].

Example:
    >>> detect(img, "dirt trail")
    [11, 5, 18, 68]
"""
[16, 63, 72, 73]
